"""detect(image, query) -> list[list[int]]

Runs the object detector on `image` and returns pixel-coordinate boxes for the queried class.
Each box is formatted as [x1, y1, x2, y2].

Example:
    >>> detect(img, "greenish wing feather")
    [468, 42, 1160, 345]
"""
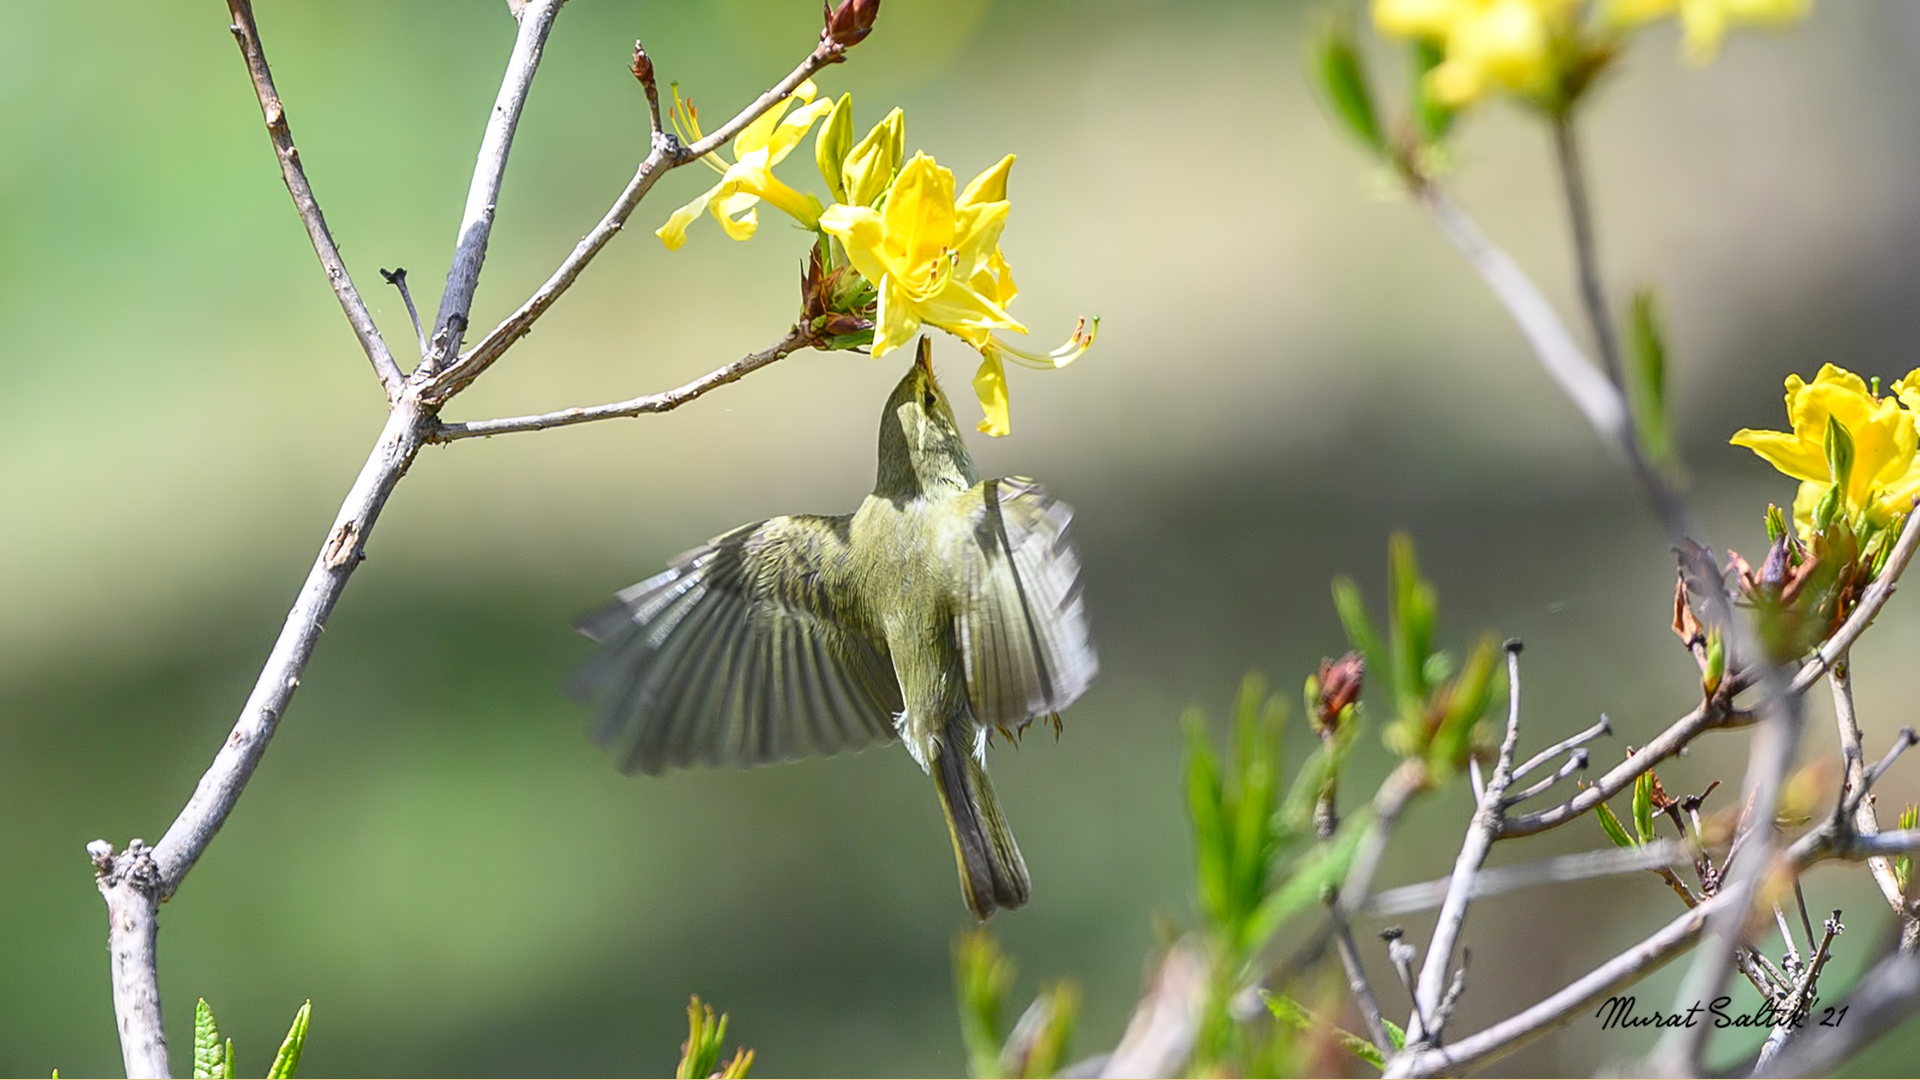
[953, 477, 1098, 730]
[570, 514, 903, 775]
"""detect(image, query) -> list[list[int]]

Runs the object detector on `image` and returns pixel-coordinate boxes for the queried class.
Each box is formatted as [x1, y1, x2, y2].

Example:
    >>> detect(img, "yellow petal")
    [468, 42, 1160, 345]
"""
[1373, 0, 1460, 38]
[957, 155, 1015, 209]
[818, 203, 891, 286]
[883, 154, 957, 280]
[1893, 368, 1920, 415]
[1730, 427, 1827, 484]
[871, 273, 922, 359]
[972, 353, 1011, 437]
[1790, 478, 1825, 537]
[656, 182, 723, 250]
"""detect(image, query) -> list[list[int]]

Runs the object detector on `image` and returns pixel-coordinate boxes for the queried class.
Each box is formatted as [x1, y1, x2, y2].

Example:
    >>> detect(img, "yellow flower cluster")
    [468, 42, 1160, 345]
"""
[657, 83, 1094, 437]
[1732, 365, 1920, 538]
[1371, 0, 1811, 108]
[1373, 0, 1575, 107]
[1606, 0, 1811, 63]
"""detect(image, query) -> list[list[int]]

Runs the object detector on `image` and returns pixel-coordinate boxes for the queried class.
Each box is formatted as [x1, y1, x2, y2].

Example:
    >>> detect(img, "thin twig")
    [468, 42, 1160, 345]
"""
[1510, 714, 1610, 782]
[427, 40, 846, 400]
[1356, 841, 1686, 919]
[1750, 946, 1920, 1077]
[1502, 703, 1752, 837]
[1406, 641, 1527, 1044]
[1856, 729, 1920, 814]
[1332, 920, 1396, 1058]
[1338, 761, 1428, 915]
[1414, 187, 1628, 450]
[1384, 816, 1916, 1076]
[1754, 909, 1842, 1071]
[431, 326, 812, 441]
[1549, 116, 1624, 388]
[1502, 749, 1586, 807]
[224, 0, 404, 397]
[420, 0, 567, 374]
[380, 268, 429, 359]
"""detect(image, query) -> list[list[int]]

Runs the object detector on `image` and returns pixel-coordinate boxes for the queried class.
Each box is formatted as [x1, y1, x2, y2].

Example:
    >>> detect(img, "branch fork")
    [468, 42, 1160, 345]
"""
[89, 4, 864, 1074]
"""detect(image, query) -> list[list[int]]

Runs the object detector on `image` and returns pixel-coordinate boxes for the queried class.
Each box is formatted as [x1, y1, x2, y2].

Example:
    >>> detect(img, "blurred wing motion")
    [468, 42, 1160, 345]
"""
[952, 477, 1098, 733]
[571, 515, 904, 775]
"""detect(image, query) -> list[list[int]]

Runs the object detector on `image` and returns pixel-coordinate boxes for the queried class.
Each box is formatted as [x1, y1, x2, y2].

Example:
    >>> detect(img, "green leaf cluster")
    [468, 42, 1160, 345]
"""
[1332, 533, 1501, 775]
[952, 929, 1079, 1080]
[192, 998, 309, 1080]
[676, 996, 752, 1080]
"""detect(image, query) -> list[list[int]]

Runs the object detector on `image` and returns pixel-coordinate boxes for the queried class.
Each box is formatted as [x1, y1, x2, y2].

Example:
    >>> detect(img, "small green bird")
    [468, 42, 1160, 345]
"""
[571, 337, 1096, 919]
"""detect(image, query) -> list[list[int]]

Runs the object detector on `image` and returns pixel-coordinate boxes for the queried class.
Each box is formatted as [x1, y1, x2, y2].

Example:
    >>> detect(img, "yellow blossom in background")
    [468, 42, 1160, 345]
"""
[1603, 0, 1811, 63]
[819, 152, 1093, 436]
[657, 80, 835, 250]
[1374, 0, 1575, 106]
[1731, 364, 1920, 535]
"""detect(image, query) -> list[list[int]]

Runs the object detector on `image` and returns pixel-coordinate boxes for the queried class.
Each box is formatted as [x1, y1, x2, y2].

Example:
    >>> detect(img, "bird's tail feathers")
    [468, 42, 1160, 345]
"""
[933, 718, 1030, 920]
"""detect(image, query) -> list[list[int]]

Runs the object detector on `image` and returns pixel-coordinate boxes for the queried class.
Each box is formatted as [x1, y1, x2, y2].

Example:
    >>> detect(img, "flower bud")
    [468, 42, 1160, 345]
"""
[822, 0, 881, 49]
[842, 107, 904, 208]
[1309, 652, 1365, 736]
[629, 41, 654, 86]
[814, 94, 854, 203]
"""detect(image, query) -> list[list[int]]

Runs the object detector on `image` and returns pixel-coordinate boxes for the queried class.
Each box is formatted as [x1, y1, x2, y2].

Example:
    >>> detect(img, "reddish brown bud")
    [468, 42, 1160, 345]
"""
[630, 41, 654, 86]
[822, 0, 881, 49]
[1312, 652, 1365, 735]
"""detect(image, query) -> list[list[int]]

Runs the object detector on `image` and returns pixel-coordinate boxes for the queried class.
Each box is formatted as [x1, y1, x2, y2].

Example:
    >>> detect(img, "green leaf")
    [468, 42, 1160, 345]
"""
[1229, 677, 1282, 924]
[1309, 18, 1384, 154]
[1385, 1016, 1406, 1050]
[1430, 635, 1498, 773]
[1825, 416, 1856, 496]
[1702, 625, 1725, 696]
[1331, 577, 1389, 698]
[1241, 814, 1369, 954]
[1596, 800, 1637, 849]
[1632, 772, 1657, 845]
[1898, 804, 1917, 894]
[1262, 992, 1384, 1069]
[1281, 712, 1362, 831]
[1765, 504, 1789, 545]
[267, 1001, 311, 1079]
[193, 999, 222, 1080]
[955, 930, 1014, 1079]
[1814, 481, 1842, 532]
[1183, 709, 1231, 931]
[1409, 38, 1455, 143]
[1389, 533, 1436, 715]
[676, 997, 729, 1080]
[221, 1039, 235, 1080]
[1626, 289, 1674, 467]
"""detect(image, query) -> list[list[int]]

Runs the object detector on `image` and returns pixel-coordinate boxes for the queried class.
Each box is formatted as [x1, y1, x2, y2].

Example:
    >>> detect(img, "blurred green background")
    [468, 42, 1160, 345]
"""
[7, 0, 1920, 1075]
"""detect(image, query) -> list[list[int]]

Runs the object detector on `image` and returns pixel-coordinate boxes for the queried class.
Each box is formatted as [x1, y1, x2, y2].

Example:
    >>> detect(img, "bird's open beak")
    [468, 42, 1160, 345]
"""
[915, 335, 934, 377]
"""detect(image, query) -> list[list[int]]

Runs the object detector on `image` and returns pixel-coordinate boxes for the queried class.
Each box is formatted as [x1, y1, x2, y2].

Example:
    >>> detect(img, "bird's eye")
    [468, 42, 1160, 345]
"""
[922, 388, 938, 408]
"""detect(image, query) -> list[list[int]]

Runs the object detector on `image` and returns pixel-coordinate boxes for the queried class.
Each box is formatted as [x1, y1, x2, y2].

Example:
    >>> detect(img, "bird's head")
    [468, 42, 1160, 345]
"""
[876, 337, 978, 500]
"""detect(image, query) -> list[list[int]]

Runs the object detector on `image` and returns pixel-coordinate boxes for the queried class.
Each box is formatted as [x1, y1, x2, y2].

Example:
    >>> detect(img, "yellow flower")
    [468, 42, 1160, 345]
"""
[1676, 0, 1811, 61]
[1602, 0, 1811, 62]
[657, 80, 836, 250]
[819, 152, 1093, 436]
[1374, 0, 1576, 106]
[1731, 364, 1920, 535]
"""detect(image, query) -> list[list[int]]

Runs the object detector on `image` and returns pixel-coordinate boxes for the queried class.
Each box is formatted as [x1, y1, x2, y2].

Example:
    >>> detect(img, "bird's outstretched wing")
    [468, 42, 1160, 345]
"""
[570, 514, 903, 775]
[950, 477, 1098, 732]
